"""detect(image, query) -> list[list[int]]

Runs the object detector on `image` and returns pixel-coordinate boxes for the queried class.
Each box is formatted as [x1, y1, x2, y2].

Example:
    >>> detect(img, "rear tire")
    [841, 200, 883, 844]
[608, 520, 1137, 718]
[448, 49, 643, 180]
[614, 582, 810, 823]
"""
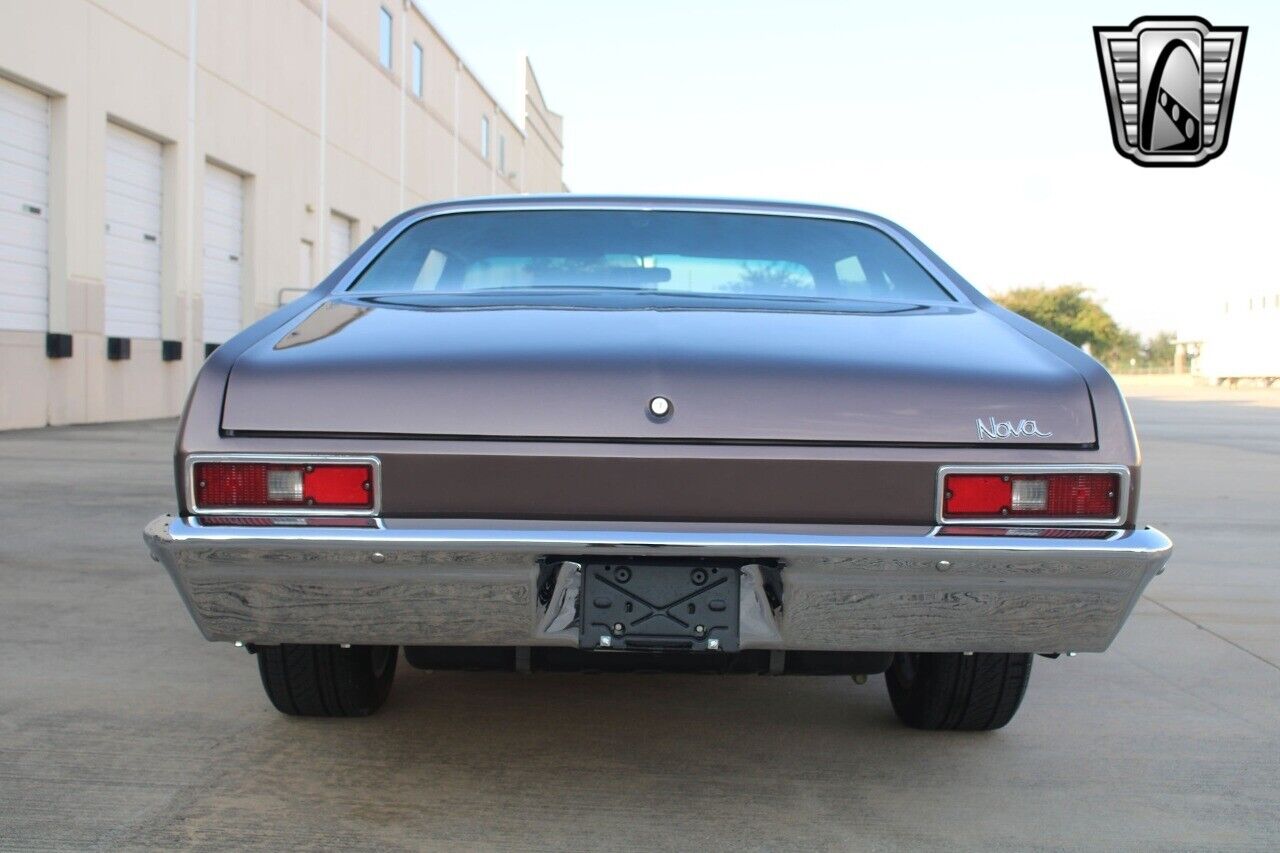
[885, 652, 1031, 731]
[256, 644, 398, 717]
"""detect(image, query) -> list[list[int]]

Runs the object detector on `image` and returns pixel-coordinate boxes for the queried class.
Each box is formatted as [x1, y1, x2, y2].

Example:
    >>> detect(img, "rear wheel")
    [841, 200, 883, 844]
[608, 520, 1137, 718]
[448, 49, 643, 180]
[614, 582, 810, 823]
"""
[885, 652, 1031, 731]
[256, 644, 398, 717]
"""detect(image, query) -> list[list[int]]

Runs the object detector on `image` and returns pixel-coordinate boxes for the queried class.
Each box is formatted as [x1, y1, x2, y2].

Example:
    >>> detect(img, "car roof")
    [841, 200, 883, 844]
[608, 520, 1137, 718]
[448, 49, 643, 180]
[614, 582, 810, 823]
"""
[401, 194, 890, 225]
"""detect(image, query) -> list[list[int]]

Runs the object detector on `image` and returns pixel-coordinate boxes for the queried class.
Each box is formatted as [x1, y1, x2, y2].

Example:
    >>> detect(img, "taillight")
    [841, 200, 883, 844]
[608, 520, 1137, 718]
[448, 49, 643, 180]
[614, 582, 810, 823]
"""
[192, 460, 377, 513]
[940, 471, 1122, 522]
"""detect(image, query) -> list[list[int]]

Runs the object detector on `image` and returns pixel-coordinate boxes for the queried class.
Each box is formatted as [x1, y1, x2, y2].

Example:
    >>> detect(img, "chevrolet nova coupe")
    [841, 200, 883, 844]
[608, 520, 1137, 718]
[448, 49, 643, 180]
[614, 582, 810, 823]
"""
[145, 196, 1172, 729]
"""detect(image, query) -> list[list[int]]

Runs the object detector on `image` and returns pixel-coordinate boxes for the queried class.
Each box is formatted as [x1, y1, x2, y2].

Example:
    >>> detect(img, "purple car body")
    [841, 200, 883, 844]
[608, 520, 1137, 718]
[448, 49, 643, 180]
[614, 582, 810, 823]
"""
[144, 196, 1171, 727]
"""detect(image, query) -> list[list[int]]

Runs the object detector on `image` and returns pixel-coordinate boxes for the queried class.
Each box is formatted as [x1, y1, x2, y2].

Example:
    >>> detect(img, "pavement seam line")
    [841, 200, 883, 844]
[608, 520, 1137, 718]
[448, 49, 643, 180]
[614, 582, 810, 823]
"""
[1144, 595, 1280, 673]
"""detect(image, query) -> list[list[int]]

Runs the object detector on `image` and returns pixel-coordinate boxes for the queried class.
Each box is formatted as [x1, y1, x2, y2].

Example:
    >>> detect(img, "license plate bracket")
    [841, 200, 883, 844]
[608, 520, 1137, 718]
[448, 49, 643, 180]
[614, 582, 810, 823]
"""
[578, 559, 741, 652]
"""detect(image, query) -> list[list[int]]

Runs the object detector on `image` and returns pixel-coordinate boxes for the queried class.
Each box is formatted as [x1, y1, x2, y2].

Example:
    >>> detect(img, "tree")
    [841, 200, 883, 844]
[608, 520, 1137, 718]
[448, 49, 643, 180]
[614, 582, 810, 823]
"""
[734, 261, 809, 294]
[1142, 330, 1177, 368]
[994, 284, 1140, 366]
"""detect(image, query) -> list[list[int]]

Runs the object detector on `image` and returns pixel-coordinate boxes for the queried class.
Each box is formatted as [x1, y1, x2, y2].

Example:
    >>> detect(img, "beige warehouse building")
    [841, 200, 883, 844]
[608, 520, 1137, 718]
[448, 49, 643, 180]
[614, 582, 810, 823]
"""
[0, 0, 566, 430]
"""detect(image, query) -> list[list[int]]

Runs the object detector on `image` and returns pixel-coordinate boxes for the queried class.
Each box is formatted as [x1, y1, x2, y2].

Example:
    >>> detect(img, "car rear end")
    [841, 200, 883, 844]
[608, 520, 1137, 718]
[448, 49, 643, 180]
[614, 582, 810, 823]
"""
[144, 197, 1171, 726]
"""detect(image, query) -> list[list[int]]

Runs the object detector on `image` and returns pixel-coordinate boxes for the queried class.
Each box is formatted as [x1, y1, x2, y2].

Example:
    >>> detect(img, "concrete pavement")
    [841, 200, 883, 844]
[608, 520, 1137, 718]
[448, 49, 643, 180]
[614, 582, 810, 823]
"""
[1, 384, 1277, 850]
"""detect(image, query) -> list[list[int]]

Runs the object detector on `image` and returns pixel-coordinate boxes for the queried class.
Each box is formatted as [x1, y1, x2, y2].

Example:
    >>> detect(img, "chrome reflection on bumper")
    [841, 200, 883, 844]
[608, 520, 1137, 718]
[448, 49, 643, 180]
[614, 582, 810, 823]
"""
[144, 516, 1172, 654]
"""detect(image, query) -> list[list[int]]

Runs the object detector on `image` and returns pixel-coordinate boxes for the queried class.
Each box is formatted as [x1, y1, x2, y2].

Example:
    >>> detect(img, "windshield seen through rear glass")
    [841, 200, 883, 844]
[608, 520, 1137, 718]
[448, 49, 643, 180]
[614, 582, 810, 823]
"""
[347, 210, 953, 305]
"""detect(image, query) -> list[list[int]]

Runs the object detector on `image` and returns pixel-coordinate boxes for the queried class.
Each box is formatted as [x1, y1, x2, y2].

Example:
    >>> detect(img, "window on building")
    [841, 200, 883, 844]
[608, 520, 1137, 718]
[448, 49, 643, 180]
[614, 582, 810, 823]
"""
[498, 135, 506, 173]
[480, 116, 490, 160]
[378, 7, 393, 69]
[411, 42, 423, 97]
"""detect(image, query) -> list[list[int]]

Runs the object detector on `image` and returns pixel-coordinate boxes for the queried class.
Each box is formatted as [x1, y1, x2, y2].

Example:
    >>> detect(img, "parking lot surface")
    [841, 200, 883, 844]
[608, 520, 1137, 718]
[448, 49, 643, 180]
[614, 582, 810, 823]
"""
[1, 380, 1277, 850]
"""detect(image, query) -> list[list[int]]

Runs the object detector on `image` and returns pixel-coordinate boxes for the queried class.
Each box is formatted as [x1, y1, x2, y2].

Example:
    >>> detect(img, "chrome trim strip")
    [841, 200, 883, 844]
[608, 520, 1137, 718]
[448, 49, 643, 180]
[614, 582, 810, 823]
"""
[159, 516, 1165, 556]
[185, 453, 383, 517]
[935, 464, 1131, 527]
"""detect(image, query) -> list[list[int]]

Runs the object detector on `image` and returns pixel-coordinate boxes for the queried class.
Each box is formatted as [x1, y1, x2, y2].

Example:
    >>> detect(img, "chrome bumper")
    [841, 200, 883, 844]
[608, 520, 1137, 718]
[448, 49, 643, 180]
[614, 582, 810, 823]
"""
[144, 516, 1172, 654]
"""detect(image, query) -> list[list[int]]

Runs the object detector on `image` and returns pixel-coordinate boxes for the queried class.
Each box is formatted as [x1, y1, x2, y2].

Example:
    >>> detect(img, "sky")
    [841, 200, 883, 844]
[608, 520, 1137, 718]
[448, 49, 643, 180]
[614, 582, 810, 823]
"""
[420, 0, 1278, 337]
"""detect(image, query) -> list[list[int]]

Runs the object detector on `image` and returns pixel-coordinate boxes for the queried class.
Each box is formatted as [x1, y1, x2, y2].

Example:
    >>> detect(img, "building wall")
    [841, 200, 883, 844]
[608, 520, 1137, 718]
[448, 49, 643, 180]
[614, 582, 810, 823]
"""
[0, 0, 566, 430]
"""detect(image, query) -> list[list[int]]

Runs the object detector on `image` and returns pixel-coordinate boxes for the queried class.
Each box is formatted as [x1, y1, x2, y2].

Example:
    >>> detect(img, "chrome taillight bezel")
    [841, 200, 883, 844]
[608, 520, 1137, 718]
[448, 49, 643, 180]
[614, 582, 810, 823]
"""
[936, 464, 1131, 526]
[185, 454, 383, 517]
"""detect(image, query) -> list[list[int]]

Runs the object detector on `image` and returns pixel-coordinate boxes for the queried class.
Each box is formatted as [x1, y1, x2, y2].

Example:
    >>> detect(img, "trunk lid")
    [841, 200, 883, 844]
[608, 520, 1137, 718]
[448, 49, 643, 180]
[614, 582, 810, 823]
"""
[220, 298, 1096, 445]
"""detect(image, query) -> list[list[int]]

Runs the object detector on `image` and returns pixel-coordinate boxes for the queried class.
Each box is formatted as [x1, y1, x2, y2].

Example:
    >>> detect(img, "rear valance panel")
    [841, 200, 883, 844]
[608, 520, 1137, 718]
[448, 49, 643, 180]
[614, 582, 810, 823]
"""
[220, 299, 1096, 446]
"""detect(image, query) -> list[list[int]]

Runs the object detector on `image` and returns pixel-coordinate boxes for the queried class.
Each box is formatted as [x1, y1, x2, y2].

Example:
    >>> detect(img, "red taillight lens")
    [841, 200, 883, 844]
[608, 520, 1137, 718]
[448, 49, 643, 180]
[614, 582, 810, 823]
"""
[193, 462, 374, 511]
[301, 465, 372, 506]
[942, 472, 1120, 520]
[943, 475, 1011, 515]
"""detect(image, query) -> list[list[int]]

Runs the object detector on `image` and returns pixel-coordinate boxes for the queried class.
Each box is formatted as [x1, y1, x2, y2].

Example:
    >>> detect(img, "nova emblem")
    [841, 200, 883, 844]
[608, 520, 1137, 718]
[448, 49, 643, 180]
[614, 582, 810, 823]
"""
[1094, 16, 1247, 167]
[976, 418, 1053, 441]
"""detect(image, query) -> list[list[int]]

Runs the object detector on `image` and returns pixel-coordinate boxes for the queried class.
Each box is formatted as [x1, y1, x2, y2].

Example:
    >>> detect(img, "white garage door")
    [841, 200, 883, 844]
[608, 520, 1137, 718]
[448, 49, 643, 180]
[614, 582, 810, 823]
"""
[0, 77, 50, 332]
[328, 211, 353, 274]
[104, 123, 162, 339]
[201, 162, 243, 345]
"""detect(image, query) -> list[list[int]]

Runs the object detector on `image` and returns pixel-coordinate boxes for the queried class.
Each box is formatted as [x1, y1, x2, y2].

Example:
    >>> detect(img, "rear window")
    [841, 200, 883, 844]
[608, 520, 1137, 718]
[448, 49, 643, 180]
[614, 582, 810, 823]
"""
[348, 210, 952, 304]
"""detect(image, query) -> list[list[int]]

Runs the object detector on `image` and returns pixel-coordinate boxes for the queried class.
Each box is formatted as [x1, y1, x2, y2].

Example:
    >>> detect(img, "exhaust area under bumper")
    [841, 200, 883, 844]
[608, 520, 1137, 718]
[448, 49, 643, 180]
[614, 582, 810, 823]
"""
[144, 516, 1172, 654]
